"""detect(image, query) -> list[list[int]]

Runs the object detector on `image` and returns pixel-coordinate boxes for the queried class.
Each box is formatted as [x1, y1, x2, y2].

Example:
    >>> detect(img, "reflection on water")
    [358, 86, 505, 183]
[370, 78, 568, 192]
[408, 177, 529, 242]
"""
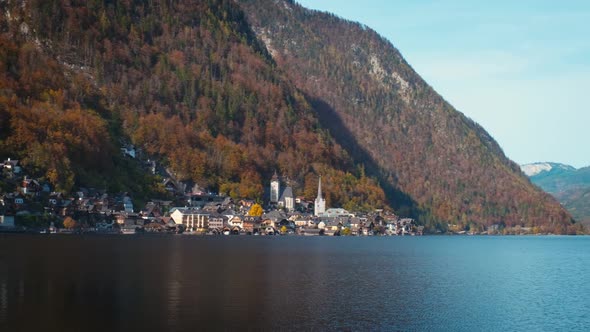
[166, 239, 181, 330]
[0, 280, 6, 323]
[0, 235, 589, 331]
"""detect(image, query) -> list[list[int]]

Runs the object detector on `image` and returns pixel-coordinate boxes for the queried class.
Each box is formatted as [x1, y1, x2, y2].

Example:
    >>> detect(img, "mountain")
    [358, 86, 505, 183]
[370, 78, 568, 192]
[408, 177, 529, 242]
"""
[522, 163, 590, 193]
[236, 0, 575, 232]
[0, 0, 387, 210]
[522, 163, 590, 224]
[0, 0, 578, 233]
[521, 162, 576, 178]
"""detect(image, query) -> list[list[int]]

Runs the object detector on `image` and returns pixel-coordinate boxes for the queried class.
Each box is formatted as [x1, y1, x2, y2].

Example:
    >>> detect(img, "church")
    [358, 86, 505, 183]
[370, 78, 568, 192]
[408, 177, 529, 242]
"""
[314, 176, 325, 216]
[269, 173, 325, 214]
[269, 172, 294, 212]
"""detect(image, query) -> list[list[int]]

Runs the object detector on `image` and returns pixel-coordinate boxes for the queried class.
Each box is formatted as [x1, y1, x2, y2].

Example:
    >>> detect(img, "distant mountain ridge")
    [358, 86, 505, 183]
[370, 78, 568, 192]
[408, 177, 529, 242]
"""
[521, 162, 576, 178]
[522, 162, 590, 193]
[522, 162, 590, 224]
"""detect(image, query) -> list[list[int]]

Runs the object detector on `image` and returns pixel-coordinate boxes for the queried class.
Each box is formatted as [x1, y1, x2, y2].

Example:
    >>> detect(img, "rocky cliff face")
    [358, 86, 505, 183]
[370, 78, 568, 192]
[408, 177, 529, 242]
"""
[237, 0, 574, 231]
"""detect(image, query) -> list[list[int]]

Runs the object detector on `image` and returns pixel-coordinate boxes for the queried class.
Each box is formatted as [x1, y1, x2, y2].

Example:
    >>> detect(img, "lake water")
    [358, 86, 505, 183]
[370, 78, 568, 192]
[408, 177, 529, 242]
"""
[0, 235, 589, 331]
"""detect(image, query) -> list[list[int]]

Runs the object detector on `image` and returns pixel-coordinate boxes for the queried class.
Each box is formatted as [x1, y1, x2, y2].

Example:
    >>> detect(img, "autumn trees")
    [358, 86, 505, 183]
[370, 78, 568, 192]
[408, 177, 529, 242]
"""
[238, 0, 576, 232]
[0, 0, 389, 212]
[248, 203, 263, 217]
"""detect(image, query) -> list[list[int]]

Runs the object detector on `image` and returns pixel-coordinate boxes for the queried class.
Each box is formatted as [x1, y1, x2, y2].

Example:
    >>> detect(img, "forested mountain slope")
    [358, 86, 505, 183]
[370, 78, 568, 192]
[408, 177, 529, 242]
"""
[0, 0, 578, 232]
[237, 0, 575, 232]
[0, 0, 387, 210]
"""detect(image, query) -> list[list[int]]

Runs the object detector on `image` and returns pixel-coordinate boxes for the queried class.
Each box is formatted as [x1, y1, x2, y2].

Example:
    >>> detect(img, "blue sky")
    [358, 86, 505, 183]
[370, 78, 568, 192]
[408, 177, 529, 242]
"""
[296, 0, 590, 168]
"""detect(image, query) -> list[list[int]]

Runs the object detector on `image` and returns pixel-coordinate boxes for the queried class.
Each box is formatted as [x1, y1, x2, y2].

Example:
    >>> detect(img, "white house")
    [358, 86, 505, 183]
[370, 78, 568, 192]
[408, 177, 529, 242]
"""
[121, 145, 136, 158]
[227, 215, 244, 228]
[170, 208, 209, 232]
[318, 208, 354, 218]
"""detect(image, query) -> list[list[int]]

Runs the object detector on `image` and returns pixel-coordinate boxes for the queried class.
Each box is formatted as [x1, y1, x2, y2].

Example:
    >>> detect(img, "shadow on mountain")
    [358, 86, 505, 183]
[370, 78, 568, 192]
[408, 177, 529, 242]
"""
[308, 95, 421, 218]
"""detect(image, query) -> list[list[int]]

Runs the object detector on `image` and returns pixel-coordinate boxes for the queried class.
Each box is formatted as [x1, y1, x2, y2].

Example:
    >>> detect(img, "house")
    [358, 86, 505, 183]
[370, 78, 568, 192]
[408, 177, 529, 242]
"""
[398, 218, 415, 235]
[262, 210, 286, 224]
[2, 158, 21, 174]
[141, 201, 163, 220]
[243, 216, 262, 234]
[291, 215, 312, 227]
[96, 221, 115, 232]
[48, 192, 62, 206]
[277, 218, 295, 228]
[144, 221, 165, 233]
[14, 196, 25, 206]
[114, 213, 143, 226]
[261, 218, 276, 228]
[21, 177, 41, 196]
[239, 199, 255, 208]
[122, 196, 134, 213]
[361, 220, 375, 235]
[349, 217, 365, 235]
[162, 178, 186, 195]
[318, 208, 354, 218]
[208, 213, 227, 232]
[58, 199, 74, 216]
[325, 220, 343, 232]
[0, 214, 15, 228]
[121, 145, 136, 158]
[170, 208, 209, 232]
[227, 215, 244, 229]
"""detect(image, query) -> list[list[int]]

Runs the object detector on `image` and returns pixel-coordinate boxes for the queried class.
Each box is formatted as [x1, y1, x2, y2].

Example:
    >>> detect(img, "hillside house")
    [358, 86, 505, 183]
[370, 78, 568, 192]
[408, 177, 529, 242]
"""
[121, 145, 136, 158]
[1, 158, 21, 174]
[21, 177, 41, 196]
[0, 214, 15, 228]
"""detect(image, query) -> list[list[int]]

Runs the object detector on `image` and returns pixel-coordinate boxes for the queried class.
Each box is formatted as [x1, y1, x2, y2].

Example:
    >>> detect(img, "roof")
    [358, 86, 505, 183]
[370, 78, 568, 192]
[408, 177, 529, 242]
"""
[279, 186, 294, 201]
[171, 207, 208, 216]
[262, 210, 286, 222]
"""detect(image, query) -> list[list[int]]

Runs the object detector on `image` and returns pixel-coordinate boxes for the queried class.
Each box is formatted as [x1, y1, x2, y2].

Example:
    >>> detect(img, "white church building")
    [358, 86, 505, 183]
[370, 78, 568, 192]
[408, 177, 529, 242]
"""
[314, 176, 326, 216]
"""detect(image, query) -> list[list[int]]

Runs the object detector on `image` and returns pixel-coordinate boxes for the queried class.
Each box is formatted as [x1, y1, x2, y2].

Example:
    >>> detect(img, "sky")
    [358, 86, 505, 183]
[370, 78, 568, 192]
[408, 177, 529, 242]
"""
[296, 0, 590, 168]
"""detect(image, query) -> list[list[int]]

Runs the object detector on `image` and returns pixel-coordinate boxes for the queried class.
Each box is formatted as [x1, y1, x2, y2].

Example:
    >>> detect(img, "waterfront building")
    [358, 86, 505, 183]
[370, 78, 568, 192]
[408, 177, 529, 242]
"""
[170, 208, 209, 232]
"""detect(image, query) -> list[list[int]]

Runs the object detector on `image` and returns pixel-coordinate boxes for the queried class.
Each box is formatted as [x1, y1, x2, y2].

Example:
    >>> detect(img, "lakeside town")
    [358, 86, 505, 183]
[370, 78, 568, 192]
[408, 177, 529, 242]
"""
[0, 155, 423, 236]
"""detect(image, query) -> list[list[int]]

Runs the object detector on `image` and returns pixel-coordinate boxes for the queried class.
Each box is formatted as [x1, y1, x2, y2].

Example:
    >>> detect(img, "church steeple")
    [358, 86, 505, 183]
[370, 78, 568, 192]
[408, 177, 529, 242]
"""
[314, 175, 325, 216]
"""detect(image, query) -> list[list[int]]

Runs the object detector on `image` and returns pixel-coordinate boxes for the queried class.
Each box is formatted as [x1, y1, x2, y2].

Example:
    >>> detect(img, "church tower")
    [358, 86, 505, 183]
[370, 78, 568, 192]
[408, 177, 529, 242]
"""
[314, 176, 326, 216]
[270, 171, 280, 203]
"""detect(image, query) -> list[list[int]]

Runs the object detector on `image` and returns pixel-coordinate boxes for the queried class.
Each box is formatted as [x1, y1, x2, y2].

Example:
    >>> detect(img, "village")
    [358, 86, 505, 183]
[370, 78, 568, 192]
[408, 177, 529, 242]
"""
[0, 155, 422, 236]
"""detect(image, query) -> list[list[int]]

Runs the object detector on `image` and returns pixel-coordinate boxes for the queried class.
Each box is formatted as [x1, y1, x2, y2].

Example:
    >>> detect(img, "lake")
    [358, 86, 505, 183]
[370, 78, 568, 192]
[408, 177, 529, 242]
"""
[1, 235, 589, 331]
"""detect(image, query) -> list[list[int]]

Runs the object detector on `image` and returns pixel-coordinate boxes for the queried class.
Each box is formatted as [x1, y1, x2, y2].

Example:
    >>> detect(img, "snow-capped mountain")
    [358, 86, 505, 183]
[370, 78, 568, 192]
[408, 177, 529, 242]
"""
[522, 162, 590, 224]
[521, 162, 576, 177]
